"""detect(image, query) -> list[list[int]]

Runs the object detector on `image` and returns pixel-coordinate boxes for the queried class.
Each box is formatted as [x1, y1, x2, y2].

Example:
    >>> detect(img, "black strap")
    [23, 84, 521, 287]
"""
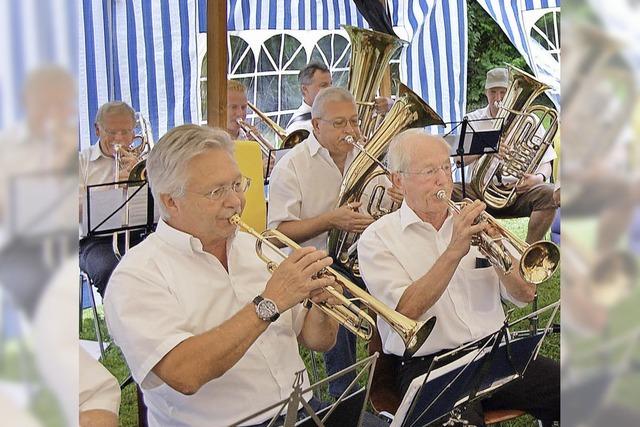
[286, 112, 312, 128]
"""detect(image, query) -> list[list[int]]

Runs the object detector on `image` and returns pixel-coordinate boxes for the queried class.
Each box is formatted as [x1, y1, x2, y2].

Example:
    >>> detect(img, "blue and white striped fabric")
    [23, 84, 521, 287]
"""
[523, 0, 560, 10]
[0, 0, 76, 129]
[216, 0, 467, 132]
[79, 0, 199, 149]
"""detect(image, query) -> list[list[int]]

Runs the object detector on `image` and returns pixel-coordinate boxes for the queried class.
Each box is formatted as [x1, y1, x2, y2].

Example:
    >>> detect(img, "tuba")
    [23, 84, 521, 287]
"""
[230, 214, 436, 357]
[344, 25, 407, 138]
[470, 66, 558, 210]
[327, 83, 444, 277]
[436, 190, 560, 284]
[237, 101, 310, 156]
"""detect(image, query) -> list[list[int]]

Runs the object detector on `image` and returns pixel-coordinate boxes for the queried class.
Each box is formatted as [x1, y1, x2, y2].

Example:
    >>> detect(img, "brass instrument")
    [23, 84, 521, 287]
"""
[327, 83, 444, 277]
[230, 214, 436, 357]
[436, 190, 560, 284]
[344, 25, 407, 138]
[470, 66, 558, 209]
[237, 102, 310, 156]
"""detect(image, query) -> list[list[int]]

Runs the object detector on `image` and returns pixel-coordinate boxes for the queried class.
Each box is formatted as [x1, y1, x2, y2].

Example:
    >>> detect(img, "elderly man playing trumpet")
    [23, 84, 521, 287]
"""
[104, 125, 347, 427]
[79, 101, 141, 297]
[358, 130, 560, 426]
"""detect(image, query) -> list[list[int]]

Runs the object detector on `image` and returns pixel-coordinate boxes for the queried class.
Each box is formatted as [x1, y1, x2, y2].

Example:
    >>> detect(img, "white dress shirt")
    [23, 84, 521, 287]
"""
[79, 143, 115, 189]
[357, 201, 527, 357]
[465, 105, 556, 179]
[79, 347, 121, 414]
[268, 132, 359, 251]
[104, 219, 312, 427]
[285, 102, 313, 135]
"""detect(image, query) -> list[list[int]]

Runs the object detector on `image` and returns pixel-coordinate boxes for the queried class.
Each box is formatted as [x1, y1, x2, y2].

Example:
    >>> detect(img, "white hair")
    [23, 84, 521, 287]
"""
[386, 129, 449, 172]
[146, 125, 234, 220]
[311, 87, 355, 119]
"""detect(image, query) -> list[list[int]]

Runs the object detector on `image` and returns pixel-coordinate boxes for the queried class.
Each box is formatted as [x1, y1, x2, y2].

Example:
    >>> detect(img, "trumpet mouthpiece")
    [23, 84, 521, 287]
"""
[435, 190, 447, 200]
[229, 214, 241, 225]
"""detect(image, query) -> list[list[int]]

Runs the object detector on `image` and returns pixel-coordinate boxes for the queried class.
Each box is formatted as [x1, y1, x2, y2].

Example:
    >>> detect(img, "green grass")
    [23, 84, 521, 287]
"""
[81, 217, 559, 426]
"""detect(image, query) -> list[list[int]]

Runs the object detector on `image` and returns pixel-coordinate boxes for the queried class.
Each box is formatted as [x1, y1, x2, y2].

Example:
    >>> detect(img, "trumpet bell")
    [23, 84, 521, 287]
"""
[404, 315, 437, 358]
[520, 241, 560, 285]
[128, 159, 147, 182]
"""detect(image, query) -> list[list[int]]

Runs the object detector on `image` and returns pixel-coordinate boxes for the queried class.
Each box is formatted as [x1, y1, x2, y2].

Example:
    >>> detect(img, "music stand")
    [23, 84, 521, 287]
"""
[264, 147, 293, 184]
[230, 353, 379, 427]
[443, 117, 503, 199]
[82, 179, 157, 238]
[392, 302, 559, 427]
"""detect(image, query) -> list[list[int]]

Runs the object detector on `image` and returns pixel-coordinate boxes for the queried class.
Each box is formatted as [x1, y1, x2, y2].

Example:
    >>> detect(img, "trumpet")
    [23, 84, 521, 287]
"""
[229, 214, 436, 357]
[435, 190, 560, 285]
[236, 118, 276, 157]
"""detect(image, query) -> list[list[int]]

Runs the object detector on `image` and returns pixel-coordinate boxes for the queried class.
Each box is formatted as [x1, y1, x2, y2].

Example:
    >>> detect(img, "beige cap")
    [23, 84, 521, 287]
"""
[485, 67, 509, 89]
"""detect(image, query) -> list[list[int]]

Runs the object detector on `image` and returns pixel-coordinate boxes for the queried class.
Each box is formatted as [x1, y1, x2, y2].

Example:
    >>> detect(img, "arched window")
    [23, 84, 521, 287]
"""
[530, 11, 560, 61]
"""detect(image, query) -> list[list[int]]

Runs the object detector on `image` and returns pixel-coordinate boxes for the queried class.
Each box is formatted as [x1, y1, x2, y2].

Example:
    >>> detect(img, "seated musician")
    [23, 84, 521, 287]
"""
[285, 62, 332, 135]
[226, 80, 250, 140]
[104, 124, 344, 426]
[454, 67, 557, 243]
[269, 87, 402, 399]
[79, 101, 143, 297]
[357, 129, 560, 426]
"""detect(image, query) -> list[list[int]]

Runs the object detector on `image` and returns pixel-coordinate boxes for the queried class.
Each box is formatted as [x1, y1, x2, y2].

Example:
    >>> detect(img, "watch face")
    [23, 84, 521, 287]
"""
[257, 299, 278, 319]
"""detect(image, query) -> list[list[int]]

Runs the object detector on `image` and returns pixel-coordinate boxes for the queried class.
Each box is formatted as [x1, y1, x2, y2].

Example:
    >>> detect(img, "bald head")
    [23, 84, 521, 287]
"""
[387, 129, 450, 173]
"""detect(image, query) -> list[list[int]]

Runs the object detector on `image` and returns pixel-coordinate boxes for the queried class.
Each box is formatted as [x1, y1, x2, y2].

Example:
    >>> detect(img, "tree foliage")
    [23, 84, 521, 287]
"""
[466, 0, 529, 111]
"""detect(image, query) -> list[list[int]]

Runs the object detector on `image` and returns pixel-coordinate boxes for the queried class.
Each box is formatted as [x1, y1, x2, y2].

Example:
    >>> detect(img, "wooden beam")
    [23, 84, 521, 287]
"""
[207, 0, 227, 128]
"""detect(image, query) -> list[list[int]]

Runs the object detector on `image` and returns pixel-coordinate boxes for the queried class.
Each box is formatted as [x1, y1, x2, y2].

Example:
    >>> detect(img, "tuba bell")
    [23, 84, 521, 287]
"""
[470, 66, 558, 210]
[230, 214, 436, 357]
[327, 83, 444, 277]
[343, 25, 408, 138]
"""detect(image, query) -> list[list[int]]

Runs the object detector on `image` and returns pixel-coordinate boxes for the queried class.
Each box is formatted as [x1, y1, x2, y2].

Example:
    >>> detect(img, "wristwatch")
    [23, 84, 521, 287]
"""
[253, 295, 280, 322]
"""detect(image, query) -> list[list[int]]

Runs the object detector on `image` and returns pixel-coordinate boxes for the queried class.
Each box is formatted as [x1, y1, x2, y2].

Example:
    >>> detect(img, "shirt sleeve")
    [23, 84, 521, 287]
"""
[498, 282, 528, 308]
[267, 157, 303, 229]
[79, 347, 121, 414]
[104, 257, 194, 390]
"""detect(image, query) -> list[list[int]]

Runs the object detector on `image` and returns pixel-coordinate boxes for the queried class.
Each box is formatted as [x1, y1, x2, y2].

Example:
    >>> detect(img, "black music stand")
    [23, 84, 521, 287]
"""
[231, 353, 379, 427]
[83, 179, 156, 238]
[393, 302, 559, 427]
[265, 147, 293, 185]
[443, 117, 503, 199]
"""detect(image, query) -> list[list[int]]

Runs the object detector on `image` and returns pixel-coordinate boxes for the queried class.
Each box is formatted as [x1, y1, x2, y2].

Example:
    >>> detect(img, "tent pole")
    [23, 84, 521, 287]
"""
[207, 0, 227, 128]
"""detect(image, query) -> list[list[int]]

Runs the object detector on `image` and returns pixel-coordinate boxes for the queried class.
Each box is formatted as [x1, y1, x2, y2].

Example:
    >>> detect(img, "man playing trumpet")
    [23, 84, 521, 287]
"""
[358, 130, 560, 426]
[104, 125, 344, 427]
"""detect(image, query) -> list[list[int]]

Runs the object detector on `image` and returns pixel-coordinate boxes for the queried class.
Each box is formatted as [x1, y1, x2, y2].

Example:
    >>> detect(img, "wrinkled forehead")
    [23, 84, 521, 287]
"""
[407, 137, 450, 168]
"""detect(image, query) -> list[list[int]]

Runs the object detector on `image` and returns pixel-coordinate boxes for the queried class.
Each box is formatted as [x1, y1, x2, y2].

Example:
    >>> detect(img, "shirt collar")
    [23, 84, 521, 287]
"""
[155, 218, 240, 256]
[399, 200, 453, 232]
[89, 142, 111, 161]
[306, 132, 324, 157]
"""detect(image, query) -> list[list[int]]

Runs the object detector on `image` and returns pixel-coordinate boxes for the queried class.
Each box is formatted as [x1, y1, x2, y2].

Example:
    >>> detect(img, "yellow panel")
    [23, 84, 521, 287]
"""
[234, 140, 266, 231]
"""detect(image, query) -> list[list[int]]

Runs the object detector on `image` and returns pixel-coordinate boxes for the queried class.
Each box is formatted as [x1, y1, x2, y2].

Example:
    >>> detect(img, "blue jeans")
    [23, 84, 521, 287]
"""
[324, 324, 357, 398]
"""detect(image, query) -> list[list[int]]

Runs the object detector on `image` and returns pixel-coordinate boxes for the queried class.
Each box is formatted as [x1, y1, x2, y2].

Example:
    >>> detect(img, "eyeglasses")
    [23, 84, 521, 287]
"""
[191, 176, 251, 201]
[319, 117, 360, 129]
[102, 128, 134, 137]
[401, 163, 452, 179]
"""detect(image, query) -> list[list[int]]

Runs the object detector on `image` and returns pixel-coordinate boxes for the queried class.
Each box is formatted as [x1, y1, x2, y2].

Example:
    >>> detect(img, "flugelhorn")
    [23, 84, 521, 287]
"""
[435, 190, 560, 284]
[229, 214, 436, 357]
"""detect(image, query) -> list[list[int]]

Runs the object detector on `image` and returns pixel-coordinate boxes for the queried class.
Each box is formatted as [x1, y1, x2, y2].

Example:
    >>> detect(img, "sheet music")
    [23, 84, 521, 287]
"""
[81, 184, 158, 237]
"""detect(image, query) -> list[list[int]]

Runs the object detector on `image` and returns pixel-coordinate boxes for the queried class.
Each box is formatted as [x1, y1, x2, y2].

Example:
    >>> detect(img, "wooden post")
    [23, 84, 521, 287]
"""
[207, 0, 227, 128]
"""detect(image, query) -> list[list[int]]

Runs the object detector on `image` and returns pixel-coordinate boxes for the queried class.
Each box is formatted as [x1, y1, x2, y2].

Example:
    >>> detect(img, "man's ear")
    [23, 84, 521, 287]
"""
[94, 123, 100, 137]
[311, 118, 321, 133]
[301, 85, 309, 100]
[159, 193, 178, 219]
[391, 172, 404, 191]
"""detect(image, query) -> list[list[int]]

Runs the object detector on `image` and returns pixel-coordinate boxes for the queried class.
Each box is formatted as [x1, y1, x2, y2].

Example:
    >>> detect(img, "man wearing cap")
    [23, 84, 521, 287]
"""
[454, 67, 558, 244]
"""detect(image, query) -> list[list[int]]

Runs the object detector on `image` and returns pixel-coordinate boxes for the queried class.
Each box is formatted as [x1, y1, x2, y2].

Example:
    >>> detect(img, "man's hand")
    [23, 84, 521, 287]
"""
[263, 247, 334, 312]
[308, 278, 344, 306]
[329, 201, 375, 233]
[386, 185, 404, 205]
[516, 173, 544, 194]
[553, 187, 560, 206]
[374, 97, 394, 115]
[447, 200, 488, 259]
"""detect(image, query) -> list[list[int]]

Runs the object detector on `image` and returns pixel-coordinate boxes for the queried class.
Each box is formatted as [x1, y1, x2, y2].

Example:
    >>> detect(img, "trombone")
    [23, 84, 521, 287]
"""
[229, 214, 436, 357]
[436, 190, 560, 285]
[237, 102, 310, 156]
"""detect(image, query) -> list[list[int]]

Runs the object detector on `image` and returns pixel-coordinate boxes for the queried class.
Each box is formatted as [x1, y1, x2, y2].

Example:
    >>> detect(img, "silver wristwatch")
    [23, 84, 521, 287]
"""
[252, 295, 280, 322]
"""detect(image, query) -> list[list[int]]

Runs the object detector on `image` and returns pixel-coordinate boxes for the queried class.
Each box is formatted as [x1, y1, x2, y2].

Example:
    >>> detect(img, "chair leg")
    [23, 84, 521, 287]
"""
[79, 274, 85, 333]
[87, 280, 105, 359]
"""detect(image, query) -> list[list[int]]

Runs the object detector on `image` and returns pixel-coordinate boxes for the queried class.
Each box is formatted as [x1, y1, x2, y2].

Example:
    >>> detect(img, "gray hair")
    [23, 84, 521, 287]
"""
[146, 124, 234, 220]
[387, 129, 449, 172]
[311, 87, 355, 119]
[94, 101, 135, 128]
[298, 62, 330, 86]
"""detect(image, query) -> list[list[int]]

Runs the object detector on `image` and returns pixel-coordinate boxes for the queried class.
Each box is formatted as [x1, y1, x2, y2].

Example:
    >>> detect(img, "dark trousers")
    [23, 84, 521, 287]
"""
[79, 230, 146, 297]
[397, 352, 560, 427]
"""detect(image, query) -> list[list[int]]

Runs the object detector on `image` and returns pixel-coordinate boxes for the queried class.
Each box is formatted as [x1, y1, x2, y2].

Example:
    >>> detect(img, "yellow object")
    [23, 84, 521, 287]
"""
[234, 140, 266, 231]
[553, 132, 560, 183]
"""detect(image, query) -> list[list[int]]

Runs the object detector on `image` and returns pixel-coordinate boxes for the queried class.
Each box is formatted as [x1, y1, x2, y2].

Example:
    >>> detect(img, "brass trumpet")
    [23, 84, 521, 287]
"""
[229, 214, 436, 357]
[435, 190, 560, 285]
